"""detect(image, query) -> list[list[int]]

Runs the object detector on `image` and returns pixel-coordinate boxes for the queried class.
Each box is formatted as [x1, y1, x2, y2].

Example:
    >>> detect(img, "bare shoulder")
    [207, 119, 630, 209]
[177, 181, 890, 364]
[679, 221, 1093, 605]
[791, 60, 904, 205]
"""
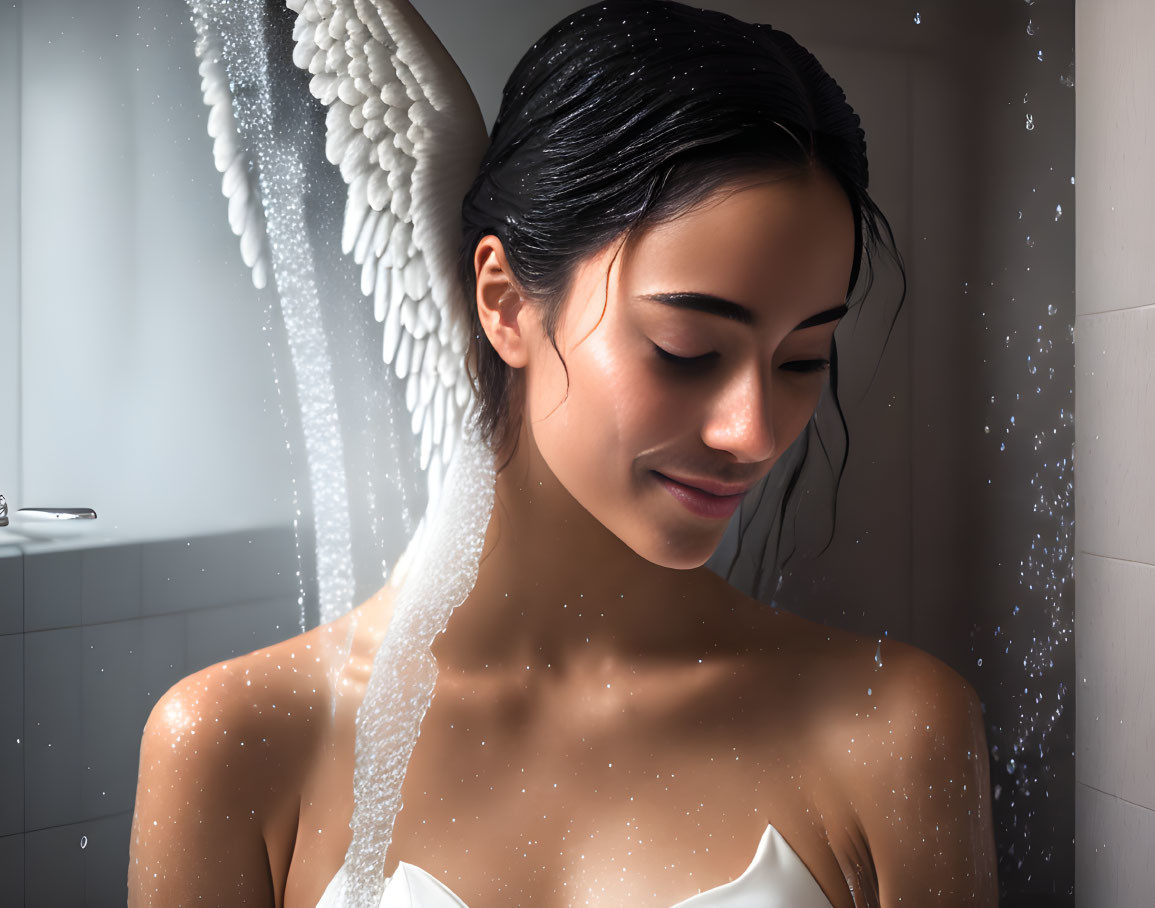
[128, 612, 353, 906]
[815, 630, 999, 905]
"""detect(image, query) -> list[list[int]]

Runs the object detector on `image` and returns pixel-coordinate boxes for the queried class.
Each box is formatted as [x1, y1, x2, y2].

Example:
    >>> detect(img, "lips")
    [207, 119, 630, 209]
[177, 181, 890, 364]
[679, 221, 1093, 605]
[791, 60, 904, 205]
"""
[652, 471, 749, 520]
[655, 472, 754, 498]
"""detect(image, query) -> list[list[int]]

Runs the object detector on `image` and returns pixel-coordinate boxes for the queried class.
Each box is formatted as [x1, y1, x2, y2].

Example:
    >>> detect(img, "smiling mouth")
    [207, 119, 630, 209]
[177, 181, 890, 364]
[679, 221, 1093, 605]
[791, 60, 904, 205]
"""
[651, 471, 748, 520]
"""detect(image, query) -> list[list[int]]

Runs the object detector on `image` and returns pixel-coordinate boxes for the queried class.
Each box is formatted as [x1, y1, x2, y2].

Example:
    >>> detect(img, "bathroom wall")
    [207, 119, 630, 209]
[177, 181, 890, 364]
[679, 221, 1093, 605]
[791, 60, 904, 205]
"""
[0, 0, 307, 902]
[0, 1, 19, 496]
[1073, 0, 1155, 902]
[4, 0, 297, 540]
[0, 528, 301, 904]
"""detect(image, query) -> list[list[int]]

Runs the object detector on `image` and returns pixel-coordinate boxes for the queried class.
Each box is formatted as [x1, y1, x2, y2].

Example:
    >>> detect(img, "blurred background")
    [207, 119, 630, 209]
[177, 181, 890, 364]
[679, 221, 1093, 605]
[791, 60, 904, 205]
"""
[1, 1, 1143, 906]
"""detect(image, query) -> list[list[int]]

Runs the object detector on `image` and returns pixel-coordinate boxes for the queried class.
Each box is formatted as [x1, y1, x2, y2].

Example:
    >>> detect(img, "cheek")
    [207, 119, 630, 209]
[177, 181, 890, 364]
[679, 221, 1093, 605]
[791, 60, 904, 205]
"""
[529, 338, 666, 486]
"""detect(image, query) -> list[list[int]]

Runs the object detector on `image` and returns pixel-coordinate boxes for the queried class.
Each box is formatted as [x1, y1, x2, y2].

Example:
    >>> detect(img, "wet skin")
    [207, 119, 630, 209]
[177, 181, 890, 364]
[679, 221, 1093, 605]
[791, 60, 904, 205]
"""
[128, 168, 998, 907]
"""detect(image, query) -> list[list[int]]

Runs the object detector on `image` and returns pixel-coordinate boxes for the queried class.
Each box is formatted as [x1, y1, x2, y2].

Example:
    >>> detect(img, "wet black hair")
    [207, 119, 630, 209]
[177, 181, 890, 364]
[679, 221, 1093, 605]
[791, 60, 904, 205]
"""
[457, 0, 906, 585]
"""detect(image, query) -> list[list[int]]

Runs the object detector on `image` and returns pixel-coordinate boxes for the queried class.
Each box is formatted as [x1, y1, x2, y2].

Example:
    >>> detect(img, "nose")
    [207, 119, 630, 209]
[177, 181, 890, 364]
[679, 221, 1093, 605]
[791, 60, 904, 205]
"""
[700, 361, 777, 463]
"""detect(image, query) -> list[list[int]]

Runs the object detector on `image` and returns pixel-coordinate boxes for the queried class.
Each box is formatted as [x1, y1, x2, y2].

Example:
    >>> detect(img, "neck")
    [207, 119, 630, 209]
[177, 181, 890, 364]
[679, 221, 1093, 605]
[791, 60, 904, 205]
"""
[431, 418, 730, 676]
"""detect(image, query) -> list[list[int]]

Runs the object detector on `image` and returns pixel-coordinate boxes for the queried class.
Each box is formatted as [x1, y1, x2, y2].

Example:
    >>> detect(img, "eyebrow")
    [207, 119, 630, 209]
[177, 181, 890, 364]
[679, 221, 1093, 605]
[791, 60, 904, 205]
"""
[637, 292, 848, 331]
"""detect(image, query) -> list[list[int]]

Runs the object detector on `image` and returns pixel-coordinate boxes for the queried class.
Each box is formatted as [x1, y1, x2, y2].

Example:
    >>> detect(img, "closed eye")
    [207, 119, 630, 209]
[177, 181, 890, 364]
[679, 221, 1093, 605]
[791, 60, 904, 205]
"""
[652, 344, 718, 367]
[652, 344, 830, 374]
[780, 359, 832, 374]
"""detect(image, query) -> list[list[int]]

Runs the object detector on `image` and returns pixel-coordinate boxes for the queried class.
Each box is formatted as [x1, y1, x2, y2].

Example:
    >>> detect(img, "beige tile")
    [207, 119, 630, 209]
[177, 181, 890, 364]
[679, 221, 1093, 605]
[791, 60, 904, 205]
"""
[1076, 782, 1155, 907]
[1075, 552, 1155, 809]
[1074, 307, 1155, 565]
[1075, 0, 1155, 317]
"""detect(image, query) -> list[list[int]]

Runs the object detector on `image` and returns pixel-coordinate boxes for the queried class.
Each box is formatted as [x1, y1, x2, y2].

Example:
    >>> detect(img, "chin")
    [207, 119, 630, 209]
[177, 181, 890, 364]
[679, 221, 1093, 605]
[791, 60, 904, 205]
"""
[624, 521, 722, 572]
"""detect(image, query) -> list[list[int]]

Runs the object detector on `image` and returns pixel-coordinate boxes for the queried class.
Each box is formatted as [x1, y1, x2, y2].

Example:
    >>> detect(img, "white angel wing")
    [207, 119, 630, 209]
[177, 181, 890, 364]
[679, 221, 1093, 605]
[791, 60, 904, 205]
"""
[190, 13, 273, 290]
[287, 0, 489, 491]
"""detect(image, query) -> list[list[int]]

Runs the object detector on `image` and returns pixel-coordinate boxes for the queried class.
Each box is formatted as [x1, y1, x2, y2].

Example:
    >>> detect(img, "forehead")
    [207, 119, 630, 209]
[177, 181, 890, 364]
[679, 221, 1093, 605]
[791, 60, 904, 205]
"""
[616, 168, 856, 320]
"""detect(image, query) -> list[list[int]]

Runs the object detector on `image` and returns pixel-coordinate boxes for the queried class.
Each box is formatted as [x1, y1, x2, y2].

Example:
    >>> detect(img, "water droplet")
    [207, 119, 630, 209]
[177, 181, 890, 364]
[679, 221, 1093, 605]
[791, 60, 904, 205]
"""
[1025, 113, 1035, 131]
[913, 11, 921, 24]
[80, 835, 88, 850]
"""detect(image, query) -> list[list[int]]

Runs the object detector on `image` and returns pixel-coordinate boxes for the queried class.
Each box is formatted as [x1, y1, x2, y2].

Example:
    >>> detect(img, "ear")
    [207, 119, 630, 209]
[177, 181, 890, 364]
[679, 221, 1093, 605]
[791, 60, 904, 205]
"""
[474, 235, 533, 370]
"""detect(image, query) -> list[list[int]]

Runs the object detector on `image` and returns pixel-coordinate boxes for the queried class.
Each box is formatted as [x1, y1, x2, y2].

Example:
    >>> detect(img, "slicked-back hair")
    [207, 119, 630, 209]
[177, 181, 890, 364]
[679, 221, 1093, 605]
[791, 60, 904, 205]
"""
[457, 0, 905, 581]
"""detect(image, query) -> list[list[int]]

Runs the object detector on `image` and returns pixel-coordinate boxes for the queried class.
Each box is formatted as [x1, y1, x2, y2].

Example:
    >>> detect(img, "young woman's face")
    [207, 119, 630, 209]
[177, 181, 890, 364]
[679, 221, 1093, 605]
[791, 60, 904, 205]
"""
[521, 167, 856, 570]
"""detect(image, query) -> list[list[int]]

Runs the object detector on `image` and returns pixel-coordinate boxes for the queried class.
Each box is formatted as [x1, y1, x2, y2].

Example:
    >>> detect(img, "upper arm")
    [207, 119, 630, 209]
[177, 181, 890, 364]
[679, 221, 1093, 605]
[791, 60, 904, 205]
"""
[128, 663, 278, 907]
[847, 642, 999, 907]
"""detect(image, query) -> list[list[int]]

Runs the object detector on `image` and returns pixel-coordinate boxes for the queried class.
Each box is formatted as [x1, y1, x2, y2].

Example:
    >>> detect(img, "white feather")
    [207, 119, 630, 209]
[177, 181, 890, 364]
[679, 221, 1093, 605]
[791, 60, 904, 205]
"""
[361, 255, 377, 298]
[417, 290, 437, 335]
[442, 405, 457, 464]
[368, 168, 392, 210]
[432, 380, 446, 446]
[438, 342, 459, 384]
[400, 289, 419, 333]
[240, 220, 262, 267]
[373, 207, 393, 258]
[374, 260, 390, 323]
[419, 411, 433, 471]
[454, 371, 470, 409]
[311, 71, 340, 105]
[251, 257, 269, 291]
[280, 0, 488, 473]
[403, 255, 429, 300]
[293, 35, 314, 69]
[342, 177, 369, 254]
[354, 207, 380, 265]
[382, 285, 403, 362]
[395, 330, 413, 379]
[422, 333, 440, 378]
[410, 334, 427, 374]
[405, 368, 419, 413]
[190, 24, 271, 296]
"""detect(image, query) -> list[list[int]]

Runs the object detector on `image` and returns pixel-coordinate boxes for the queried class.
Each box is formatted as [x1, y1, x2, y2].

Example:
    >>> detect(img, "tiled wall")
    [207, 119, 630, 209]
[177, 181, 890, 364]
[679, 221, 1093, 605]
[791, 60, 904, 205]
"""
[0, 524, 303, 906]
[1074, 0, 1155, 902]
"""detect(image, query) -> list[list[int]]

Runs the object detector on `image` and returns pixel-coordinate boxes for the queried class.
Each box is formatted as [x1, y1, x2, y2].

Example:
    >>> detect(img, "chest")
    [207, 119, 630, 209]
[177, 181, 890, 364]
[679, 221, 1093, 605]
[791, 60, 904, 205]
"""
[283, 660, 872, 908]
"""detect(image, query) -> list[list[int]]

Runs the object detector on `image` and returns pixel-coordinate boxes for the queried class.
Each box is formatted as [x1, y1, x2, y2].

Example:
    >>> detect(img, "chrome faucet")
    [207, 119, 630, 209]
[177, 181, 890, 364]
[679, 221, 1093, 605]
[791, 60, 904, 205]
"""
[0, 493, 97, 527]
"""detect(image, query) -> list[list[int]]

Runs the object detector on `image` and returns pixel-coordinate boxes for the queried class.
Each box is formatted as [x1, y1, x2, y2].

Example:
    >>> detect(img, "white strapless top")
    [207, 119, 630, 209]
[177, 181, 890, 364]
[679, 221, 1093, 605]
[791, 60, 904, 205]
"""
[315, 822, 834, 907]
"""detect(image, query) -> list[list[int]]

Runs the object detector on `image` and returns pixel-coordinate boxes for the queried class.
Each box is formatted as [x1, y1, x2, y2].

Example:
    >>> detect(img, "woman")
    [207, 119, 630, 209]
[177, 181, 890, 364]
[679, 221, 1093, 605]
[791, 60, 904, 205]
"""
[129, 2, 998, 906]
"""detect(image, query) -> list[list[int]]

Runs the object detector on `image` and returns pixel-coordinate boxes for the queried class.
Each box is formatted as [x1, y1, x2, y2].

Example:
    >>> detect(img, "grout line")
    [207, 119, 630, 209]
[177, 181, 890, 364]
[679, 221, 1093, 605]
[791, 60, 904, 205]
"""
[22, 809, 134, 837]
[1077, 780, 1155, 816]
[1075, 301, 1155, 320]
[20, 592, 300, 636]
[1077, 550, 1155, 570]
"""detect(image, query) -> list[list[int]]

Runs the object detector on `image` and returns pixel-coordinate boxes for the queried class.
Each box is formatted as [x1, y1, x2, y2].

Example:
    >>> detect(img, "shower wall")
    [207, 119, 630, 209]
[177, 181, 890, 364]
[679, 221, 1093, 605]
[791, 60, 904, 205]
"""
[1073, 0, 1155, 902]
[0, 0, 307, 903]
[0, 0, 297, 539]
[0, 1, 18, 491]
